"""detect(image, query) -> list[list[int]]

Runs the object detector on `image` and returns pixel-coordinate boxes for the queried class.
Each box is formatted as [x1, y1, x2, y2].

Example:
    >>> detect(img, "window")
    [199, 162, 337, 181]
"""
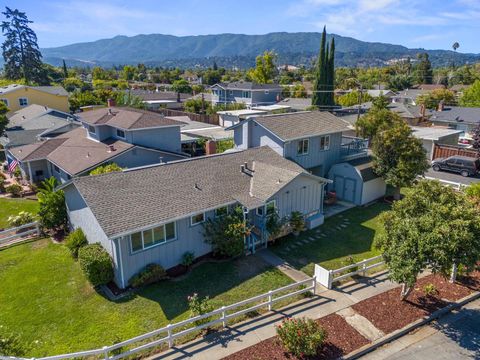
[116, 129, 126, 138]
[242, 91, 251, 98]
[53, 164, 60, 173]
[297, 139, 309, 155]
[319, 135, 330, 151]
[229, 90, 234, 96]
[191, 213, 205, 226]
[215, 206, 228, 218]
[130, 221, 176, 253]
[35, 170, 43, 176]
[266, 200, 276, 216]
[88, 125, 96, 134]
[256, 206, 264, 216]
[1, 98, 9, 106]
[18, 97, 28, 107]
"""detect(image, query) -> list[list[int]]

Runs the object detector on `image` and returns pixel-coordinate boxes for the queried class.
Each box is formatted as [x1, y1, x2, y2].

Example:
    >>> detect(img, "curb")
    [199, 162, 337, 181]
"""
[343, 290, 480, 359]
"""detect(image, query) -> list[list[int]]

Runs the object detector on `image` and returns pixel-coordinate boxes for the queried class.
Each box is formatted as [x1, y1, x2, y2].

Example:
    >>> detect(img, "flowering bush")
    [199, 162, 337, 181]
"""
[7, 211, 35, 227]
[276, 317, 326, 358]
[187, 293, 214, 327]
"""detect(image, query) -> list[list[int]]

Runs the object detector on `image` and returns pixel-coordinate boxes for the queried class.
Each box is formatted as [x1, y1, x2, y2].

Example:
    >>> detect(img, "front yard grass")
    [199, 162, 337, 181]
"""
[0, 197, 39, 229]
[270, 202, 390, 276]
[0, 239, 294, 356]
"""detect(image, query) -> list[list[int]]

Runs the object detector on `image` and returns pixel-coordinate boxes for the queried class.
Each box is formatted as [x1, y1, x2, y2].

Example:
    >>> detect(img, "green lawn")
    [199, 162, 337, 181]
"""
[271, 202, 390, 276]
[0, 239, 293, 356]
[0, 197, 39, 228]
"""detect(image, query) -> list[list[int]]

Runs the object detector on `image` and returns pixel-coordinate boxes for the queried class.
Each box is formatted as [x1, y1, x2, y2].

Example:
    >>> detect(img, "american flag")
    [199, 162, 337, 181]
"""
[8, 159, 19, 174]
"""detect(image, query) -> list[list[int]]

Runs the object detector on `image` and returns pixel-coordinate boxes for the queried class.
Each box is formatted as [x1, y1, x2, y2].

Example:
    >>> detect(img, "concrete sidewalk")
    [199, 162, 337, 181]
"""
[149, 271, 396, 360]
[255, 249, 311, 283]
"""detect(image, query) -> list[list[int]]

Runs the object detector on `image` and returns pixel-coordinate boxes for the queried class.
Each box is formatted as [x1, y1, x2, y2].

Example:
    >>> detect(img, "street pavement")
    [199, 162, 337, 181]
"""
[424, 167, 480, 185]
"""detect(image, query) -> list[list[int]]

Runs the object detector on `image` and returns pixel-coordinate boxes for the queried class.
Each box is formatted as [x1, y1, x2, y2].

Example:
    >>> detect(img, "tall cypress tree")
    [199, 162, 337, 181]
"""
[312, 26, 327, 107]
[327, 37, 335, 106]
[62, 59, 68, 79]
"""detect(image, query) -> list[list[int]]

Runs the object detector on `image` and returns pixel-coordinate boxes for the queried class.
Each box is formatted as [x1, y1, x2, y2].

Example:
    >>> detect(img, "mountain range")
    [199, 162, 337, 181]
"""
[40, 32, 480, 69]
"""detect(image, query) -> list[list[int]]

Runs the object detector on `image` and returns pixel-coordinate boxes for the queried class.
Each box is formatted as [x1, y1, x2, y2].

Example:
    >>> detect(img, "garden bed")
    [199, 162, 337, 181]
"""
[352, 272, 480, 334]
[223, 314, 369, 360]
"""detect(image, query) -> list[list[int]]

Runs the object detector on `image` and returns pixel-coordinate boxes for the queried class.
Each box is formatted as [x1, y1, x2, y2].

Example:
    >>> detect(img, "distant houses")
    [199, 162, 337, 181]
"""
[211, 81, 282, 107]
[0, 84, 69, 113]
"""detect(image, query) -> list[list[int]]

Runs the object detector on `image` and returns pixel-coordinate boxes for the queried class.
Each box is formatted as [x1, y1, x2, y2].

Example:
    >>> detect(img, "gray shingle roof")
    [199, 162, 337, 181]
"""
[4, 129, 44, 147]
[253, 111, 350, 141]
[429, 106, 480, 125]
[70, 146, 325, 238]
[32, 86, 69, 96]
[215, 81, 282, 91]
[79, 107, 186, 129]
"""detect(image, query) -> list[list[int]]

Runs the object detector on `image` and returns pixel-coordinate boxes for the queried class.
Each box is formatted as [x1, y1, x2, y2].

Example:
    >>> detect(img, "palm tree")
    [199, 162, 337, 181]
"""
[452, 42, 460, 52]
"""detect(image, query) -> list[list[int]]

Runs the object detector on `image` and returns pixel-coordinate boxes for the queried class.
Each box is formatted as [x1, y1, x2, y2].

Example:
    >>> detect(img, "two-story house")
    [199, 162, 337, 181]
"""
[211, 81, 282, 107]
[0, 84, 70, 113]
[6, 107, 188, 184]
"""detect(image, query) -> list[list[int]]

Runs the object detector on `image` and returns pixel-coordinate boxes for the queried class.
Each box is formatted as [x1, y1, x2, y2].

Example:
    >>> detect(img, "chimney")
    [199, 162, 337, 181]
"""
[205, 140, 216, 155]
[437, 101, 444, 112]
[107, 98, 116, 107]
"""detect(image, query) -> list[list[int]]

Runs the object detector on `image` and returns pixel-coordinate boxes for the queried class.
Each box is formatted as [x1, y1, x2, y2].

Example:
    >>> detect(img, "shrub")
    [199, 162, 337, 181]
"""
[423, 283, 438, 297]
[289, 211, 305, 234]
[128, 263, 167, 288]
[7, 211, 35, 227]
[29, 183, 38, 193]
[89, 163, 123, 175]
[6, 184, 22, 197]
[266, 212, 286, 241]
[187, 293, 214, 326]
[276, 317, 326, 358]
[181, 251, 195, 268]
[37, 177, 68, 231]
[13, 167, 21, 180]
[78, 244, 114, 286]
[342, 255, 358, 275]
[0, 178, 5, 193]
[0, 172, 6, 180]
[65, 228, 88, 259]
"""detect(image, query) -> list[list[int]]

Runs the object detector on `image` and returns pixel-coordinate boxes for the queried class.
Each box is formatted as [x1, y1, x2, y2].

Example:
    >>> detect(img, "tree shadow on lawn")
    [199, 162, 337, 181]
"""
[271, 202, 389, 272]
[134, 256, 285, 321]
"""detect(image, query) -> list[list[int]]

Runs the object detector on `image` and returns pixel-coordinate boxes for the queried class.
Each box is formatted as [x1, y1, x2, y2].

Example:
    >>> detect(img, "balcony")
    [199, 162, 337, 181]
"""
[340, 136, 369, 160]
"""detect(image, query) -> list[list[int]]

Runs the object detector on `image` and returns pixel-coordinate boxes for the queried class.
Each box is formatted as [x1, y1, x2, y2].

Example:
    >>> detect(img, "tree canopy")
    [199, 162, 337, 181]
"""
[416, 89, 456, 109]
[248, 50, 277, 84]
[0, 101, 9, 136]
[459, 79, 480, 107]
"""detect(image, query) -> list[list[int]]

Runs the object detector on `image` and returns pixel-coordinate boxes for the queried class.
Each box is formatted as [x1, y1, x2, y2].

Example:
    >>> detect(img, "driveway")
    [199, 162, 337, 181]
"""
[423, 167, 480, 186]
[362, 298, 480, 360]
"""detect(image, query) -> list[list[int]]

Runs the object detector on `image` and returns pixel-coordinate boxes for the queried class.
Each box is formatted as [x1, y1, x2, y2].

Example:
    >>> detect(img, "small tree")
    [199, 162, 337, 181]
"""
[0, 101, 9, 136]
[89, 163, 123, 175]
[372, 121, 429, 200]
[276, 317, 326, 358]
[459, 79, 480, 107]
[37, 177, 68, 232]
[247, 50, 277, 84]
[355, 108, 402, 142]
[187, 293, 214, 326]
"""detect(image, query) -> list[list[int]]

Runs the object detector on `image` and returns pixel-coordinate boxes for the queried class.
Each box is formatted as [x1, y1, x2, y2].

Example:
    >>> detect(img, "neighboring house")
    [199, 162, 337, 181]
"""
[211, 81, 282, 107]
[128, 90, 191, 110]
[217, 109, 268, 127]
[1, 105, 80, 148]
[328, 156, 386, 205]
[428, 106, 480, 139]
[410, 126, 462, 161]
[0, 84, 69, 112]
[227, 111, 368, 178]
[365, 89, 395, 98]
[391, 89, 432, 105]
[6, 107, 188, 183]
[61, 146, 329, 288]
[276, 98, 313, 111]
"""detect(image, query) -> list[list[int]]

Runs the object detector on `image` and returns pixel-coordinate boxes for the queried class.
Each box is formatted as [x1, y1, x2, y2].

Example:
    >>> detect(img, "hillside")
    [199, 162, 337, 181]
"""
[40, 32, 480, 68]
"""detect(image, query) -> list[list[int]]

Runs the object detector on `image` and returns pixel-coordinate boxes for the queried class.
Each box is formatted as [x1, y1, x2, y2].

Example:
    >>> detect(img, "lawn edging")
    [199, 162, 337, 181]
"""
[343, 290, 480, 360]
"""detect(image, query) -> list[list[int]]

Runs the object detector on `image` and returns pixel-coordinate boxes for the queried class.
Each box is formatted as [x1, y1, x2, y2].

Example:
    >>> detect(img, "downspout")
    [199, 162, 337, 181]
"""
[115, 237, 126, 289]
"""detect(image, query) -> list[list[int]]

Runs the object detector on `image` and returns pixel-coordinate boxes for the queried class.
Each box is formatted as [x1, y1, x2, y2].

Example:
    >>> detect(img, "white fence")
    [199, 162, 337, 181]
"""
[0, 222, 40, 246]
[421, 176, 467, 192]
[314, 255, 384, 289]
[0, 277, 316, 360]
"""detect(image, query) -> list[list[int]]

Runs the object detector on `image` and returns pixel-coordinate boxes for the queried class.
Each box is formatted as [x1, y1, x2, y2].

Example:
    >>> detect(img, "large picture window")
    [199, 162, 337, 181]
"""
[297, 139, 309, 155]
[130, 221, 176, 253]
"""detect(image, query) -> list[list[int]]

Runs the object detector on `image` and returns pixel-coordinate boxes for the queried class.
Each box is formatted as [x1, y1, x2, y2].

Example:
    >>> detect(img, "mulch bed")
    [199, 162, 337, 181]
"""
[223, 314, 369, 360]
[352, 272, 480, 334]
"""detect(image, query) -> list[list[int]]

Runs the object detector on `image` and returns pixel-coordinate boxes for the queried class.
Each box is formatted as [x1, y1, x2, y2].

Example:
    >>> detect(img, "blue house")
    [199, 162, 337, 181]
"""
[61, 146, 329, 288]
[211, 81, 282, 107]
[6, 107, 188, 184]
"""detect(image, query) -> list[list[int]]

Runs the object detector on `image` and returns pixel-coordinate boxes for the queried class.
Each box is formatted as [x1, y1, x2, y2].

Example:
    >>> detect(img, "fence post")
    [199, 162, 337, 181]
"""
[362, 260, 367, 277]
[102, 346, 109, 359]
[328, 270, 333, 289]
[167, 323, 173, 347]
[312, 276, 317, 295]
[35, 222, 40, 236]
[221, 306, 226, 327]
[268, 290, 273, 311]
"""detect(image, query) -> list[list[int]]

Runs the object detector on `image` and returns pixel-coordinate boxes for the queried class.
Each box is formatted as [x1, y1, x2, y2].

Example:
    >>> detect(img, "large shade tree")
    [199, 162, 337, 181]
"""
[1, 7, 43, 83]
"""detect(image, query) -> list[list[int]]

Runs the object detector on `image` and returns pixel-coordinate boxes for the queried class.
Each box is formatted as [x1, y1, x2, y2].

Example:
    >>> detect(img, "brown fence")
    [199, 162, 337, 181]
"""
[153, 108, 219, 125]
[433, 144, 478, 160]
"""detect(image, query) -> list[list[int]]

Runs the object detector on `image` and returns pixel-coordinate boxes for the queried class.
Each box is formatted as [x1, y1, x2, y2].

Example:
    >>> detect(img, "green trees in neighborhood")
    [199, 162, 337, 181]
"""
[89, 163, 123, 175]
[336, 90, 373, 107]
[355, 103, 401, 141]
[311, 26, 335, 109]
[37, 177, 68, 232]
[459, 79, 480, 107]
[1, 7, 43, 84]
[414, 53, 433, 84]
[376, 180, 480, 299]
[248, 50, 277, 84]
[371, 121, 429, 200]
[416, 88, 456, 109]
[0, 101, 9, 136]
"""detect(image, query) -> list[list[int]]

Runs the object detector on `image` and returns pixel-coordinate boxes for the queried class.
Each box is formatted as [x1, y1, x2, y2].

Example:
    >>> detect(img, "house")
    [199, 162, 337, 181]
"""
[276, 98, 312, 111]
[227, 111, 368, 178]
[211, 81, 282, 107]
[217, 109, 268, 127]
[61, 146, 329, 289]
[128, 90, 191, 110]
[428, 105, 480, 139]
[328, 157, 386, 205]
[410, 126, 463, 161]
[1, 105, 80, 148]
[6, 107, 188, 183]
[0, 84, 69, 113]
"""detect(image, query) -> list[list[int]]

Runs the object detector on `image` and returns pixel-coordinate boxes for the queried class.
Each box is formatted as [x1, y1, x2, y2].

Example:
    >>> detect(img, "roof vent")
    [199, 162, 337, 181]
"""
[194, 183, 201, 191]
[108, 145, 116, 152]
[86, 152, 90, 158]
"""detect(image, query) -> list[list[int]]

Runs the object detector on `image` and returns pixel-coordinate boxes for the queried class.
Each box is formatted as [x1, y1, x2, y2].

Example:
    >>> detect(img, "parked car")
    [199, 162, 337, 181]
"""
[431, 156, 480, 177]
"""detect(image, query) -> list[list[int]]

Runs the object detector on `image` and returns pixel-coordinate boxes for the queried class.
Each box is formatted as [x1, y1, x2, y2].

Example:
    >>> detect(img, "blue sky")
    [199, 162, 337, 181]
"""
[5, 0, 480, 53]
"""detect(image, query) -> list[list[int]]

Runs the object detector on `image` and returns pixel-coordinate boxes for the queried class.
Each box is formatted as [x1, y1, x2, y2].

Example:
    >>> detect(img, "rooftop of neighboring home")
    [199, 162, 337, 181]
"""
[167, 116, 233, 142]
[0, 84, 68, 96]
[78, 106, 186, 130]
[7, 104, 78, 130]
[129, 89, 191, 103]
[415, 84, 446, 91]
[276, 97, 312, 111]
[216, 109, 267, 117]
[410, 126, 463, 141]
[429, 106, 480, 124]
[449, 84, 471, 92]
[229, 111, 351, 141]
[65, 146, 327, 238]
[212, 81, 282, 91]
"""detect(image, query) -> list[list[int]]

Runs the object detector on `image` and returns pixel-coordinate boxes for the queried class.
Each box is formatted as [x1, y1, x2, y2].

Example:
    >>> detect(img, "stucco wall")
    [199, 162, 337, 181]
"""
[2, 87, 69, 113]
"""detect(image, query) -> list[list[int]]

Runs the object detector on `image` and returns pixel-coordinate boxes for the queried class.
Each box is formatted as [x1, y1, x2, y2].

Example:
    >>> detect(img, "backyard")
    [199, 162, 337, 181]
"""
[271, 202, 390, 276]
[0, 239, 294, 356]
[0, 197, 39, 229]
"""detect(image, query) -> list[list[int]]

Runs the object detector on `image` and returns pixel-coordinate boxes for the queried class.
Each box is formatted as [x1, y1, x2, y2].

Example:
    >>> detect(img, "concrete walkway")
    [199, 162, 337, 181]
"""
[148, 272, 396, 360]
[255, 249, 311, 282]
